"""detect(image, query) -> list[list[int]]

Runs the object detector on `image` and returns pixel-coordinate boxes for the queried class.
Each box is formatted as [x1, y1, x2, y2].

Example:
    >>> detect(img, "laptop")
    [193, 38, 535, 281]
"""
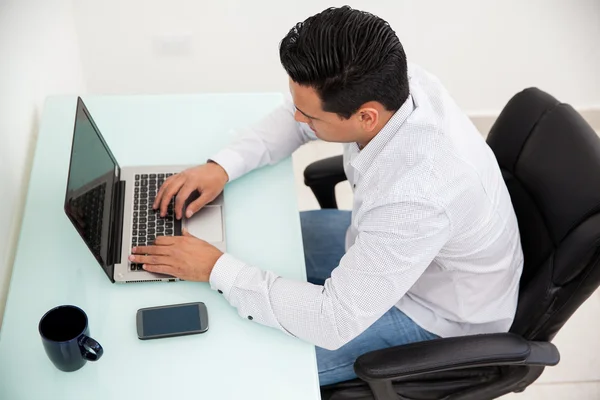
[64, 97, 226, 283]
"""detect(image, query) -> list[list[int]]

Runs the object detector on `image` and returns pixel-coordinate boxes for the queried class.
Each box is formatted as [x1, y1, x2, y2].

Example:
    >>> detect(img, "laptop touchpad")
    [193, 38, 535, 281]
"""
[185, 205, 223, 243]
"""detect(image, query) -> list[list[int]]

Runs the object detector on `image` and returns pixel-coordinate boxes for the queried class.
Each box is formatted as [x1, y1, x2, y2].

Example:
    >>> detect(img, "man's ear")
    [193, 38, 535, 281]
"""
[357, 105, 379, 132]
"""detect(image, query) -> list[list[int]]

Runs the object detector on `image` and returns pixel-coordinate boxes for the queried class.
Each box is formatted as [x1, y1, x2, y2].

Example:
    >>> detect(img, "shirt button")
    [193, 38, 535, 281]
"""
[247, 316, 253, 320]
[218, 290, 223, 294]
[353, 184, 356, 188]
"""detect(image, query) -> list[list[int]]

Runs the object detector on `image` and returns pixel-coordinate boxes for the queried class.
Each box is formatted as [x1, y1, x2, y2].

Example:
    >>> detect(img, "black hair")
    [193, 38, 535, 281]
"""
[279, 6, 408, 119]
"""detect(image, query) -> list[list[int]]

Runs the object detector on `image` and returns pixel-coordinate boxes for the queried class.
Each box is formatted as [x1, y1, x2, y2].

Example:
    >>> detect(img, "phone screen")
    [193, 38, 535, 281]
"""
[142, 304, 202, 337]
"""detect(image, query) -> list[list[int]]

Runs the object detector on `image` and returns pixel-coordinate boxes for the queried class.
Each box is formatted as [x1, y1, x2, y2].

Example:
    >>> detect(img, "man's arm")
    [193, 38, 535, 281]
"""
[154, 97, 314, 219]
[210, 97, 316, 182]
[209, 197, 451, 350]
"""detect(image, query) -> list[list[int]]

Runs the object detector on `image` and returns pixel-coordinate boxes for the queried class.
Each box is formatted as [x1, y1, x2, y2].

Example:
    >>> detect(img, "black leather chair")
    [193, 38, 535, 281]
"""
[304, 88, 600, 400]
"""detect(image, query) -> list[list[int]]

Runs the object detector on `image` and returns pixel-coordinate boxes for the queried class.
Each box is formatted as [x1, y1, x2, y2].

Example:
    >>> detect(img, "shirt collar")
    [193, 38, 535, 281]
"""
[351, 93, 415, 174]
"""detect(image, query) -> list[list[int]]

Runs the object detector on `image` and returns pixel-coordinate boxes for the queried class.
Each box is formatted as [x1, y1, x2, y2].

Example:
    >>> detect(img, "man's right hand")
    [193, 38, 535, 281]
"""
[153, 162, 229, 220]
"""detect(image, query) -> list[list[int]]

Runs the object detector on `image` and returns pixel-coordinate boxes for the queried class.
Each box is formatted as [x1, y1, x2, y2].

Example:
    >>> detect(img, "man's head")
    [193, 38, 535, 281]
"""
[280, 6, 408, 144]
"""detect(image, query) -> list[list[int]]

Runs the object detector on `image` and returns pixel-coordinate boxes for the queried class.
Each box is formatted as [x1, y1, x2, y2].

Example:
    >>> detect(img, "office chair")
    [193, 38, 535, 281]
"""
[304, 88, 600, 400]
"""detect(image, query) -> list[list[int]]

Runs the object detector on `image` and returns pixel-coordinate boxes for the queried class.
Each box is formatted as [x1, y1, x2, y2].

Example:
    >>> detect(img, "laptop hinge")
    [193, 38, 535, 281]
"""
[108, 180, 126, 266]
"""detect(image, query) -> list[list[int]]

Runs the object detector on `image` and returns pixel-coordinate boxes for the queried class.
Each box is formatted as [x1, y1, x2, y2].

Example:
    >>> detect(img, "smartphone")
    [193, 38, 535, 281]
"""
[136, 302, 209, 340]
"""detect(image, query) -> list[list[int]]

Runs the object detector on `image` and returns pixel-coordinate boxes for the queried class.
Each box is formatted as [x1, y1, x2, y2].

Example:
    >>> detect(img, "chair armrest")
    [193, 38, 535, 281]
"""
[303, 155, 346, 209]
[303, 155, 346, 187]
[354, 333, 559, 382]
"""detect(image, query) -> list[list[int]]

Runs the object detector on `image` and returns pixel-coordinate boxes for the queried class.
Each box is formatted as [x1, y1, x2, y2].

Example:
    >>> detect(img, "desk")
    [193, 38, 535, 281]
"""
[0, 94, 321, 399]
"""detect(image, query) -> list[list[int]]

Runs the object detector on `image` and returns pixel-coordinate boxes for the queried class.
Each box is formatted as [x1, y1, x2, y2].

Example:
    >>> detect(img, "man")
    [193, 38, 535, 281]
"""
[129, 6, 524, 386]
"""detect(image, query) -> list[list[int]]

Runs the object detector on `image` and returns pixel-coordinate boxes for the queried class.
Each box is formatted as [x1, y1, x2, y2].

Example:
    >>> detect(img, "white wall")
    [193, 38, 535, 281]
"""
[0, 0, 86, 326]
[72, 0, 600, 112]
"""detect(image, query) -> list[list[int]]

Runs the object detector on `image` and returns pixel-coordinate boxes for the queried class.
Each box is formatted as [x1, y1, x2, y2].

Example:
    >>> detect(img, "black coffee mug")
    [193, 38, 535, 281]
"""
[39, 305, 104, 372]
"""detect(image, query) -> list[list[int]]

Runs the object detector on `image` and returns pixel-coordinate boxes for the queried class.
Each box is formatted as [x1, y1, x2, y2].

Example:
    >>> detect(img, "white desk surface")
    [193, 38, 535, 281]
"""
[0, 94, 321, 400]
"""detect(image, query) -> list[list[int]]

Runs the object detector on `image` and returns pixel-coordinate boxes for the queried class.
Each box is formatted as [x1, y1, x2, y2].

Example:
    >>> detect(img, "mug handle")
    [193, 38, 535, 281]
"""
[79, 335, 104, 361]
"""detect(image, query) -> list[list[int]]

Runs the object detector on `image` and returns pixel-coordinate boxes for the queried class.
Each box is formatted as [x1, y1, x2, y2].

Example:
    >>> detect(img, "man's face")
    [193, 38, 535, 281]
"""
[289, 78, 361, 143]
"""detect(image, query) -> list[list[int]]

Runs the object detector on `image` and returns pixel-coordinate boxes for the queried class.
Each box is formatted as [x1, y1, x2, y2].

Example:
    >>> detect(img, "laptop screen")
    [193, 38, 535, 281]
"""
[64, 98, 120, 268]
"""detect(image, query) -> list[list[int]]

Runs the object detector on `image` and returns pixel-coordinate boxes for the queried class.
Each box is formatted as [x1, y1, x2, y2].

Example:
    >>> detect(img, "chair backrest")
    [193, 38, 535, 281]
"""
[487, 88, 600, 341]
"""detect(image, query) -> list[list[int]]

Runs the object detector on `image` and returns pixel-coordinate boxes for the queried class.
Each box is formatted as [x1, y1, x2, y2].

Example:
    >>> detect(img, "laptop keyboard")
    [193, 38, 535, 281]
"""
[130, 173, 180, 271]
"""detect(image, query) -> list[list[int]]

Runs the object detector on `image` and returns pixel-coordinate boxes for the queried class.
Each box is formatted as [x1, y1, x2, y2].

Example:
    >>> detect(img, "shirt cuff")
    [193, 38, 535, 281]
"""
[209, 253, 295, 337]
[209, 253, 247, 300]
[208, 148, 247, 182]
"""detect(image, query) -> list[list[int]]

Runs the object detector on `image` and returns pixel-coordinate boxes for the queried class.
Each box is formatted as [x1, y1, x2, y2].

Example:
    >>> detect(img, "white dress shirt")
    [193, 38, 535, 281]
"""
[209, 64, 524, 350]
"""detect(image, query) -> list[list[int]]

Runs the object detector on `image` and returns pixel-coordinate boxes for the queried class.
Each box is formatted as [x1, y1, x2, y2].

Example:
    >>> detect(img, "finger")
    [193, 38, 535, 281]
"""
[159, 176, 184, 217]
[185, 192, 215, 218]
[157, 176, 179, 216]
[154, 235, 177, 245]
[182, 228, 208, 245]
[153, 176, 172, 209]
[128, 254, 169, 265]
[131, 245, 171, 255]
[174, 184, 196, 220]
[142, 264, 176, 276]
[181, 228, 201, 241]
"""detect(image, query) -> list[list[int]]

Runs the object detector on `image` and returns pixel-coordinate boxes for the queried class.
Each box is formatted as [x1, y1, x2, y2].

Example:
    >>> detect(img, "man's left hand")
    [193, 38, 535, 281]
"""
[129, 229, 223, 282]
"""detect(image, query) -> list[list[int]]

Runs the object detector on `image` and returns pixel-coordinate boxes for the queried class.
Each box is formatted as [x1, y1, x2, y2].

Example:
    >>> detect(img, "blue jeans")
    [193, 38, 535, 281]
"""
[300, 210, 439, 386]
